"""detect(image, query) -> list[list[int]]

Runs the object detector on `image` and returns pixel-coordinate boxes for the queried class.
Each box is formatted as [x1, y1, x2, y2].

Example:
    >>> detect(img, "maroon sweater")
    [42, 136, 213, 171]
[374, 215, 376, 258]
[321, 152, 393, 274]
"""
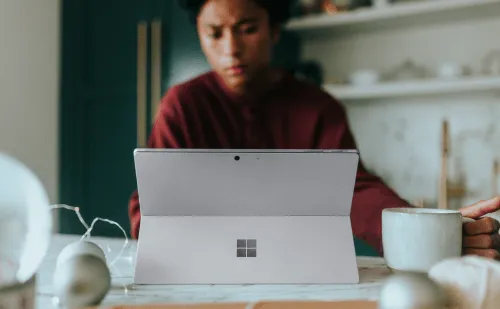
[129, 71, 410, 254]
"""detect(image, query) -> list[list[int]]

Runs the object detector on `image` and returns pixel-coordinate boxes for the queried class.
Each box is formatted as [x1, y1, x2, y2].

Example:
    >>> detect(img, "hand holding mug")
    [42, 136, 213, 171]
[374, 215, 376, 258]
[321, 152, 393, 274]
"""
[382, 197, 500, 273]
[459, 197, 500, 260]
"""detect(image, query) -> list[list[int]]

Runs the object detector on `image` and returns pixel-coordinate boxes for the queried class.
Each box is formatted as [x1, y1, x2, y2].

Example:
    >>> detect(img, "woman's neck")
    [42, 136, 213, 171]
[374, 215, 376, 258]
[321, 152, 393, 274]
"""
[231, 68, 285, 102]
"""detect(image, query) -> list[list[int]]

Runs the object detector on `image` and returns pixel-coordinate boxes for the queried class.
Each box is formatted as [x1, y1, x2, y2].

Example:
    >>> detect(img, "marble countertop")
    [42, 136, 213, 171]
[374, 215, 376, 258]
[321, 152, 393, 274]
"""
[36, 234, 391, 308]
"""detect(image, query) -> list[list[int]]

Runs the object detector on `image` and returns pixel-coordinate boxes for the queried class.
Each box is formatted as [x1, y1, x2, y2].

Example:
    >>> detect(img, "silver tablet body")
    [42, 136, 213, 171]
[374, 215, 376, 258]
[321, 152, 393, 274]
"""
[133, 149, 360, 285]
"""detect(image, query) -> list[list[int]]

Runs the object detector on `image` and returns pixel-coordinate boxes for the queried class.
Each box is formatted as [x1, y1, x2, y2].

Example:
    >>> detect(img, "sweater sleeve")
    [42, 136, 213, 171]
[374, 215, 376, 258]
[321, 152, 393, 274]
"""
[315, 101, 412, 255]
[128, 87, 191, 239]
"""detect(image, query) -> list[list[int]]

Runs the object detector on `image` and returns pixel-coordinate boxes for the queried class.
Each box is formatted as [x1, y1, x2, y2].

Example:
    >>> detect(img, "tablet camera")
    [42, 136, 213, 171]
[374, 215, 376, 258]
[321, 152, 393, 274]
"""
[234, 156, 240, 161]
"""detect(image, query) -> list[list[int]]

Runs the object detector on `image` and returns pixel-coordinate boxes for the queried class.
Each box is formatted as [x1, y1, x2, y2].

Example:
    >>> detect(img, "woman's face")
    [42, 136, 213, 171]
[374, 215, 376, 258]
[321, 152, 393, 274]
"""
[197, 0, 279, 93]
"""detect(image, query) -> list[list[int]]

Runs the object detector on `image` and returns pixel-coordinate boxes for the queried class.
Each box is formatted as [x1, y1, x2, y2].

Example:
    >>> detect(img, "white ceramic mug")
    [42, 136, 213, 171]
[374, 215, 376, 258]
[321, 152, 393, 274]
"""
[382, 208, 473, 273]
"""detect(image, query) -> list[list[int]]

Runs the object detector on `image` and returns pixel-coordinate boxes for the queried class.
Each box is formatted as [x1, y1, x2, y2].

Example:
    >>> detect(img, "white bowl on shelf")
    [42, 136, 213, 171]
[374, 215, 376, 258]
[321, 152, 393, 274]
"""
[349, 70, 380, 86]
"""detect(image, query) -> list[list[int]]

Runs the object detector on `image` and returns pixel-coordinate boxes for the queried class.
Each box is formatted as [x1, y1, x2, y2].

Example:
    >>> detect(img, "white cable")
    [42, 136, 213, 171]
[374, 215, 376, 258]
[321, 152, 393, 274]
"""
[50, 204, 129, 267]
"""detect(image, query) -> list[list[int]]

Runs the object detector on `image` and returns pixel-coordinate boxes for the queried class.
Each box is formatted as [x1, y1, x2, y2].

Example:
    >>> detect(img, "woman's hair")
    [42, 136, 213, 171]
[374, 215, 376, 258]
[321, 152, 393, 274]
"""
[179, 0, 294, 25]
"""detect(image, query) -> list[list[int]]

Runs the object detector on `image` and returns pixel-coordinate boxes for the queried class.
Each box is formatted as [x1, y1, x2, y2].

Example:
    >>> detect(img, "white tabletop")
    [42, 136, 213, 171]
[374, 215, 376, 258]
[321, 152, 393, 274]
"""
[36, 234, 391, 308]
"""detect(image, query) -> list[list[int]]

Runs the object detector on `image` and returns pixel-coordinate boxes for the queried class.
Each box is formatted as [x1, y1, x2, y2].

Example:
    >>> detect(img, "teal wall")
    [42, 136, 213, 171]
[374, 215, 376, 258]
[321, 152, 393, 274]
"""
[162, 1, 210, 89]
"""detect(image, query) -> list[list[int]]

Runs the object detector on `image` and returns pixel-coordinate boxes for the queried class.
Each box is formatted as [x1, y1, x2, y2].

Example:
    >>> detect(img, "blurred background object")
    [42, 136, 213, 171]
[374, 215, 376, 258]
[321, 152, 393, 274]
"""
[482, 50, 500, 76]
[0, 153, 52, 309]
[379, 271, 449, 309]
[292, 61, 324, 85]
[493, 159, 499, 197]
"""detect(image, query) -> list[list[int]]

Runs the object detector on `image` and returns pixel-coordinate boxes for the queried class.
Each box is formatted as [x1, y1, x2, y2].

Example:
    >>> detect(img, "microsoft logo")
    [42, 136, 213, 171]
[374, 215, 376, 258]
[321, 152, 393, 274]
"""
[237, 239, 257, 258]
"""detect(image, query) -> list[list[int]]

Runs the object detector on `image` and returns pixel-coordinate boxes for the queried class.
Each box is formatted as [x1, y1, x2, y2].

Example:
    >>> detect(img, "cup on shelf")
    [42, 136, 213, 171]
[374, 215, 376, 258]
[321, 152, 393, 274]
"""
[436, 63, 463, 79]
[348, 69, 380, 86]
[373, 0, 390, 9]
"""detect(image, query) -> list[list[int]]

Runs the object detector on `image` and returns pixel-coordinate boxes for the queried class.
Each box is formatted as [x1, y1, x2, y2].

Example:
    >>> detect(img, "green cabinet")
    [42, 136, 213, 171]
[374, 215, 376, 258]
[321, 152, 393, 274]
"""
[60, 0, 168, 237]
[60, 0, 219, 237]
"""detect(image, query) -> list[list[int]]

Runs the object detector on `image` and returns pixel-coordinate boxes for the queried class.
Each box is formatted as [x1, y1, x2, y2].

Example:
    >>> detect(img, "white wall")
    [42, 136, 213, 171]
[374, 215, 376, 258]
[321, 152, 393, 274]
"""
[0, 0, 61, 204]
[301, 13, 500, 209]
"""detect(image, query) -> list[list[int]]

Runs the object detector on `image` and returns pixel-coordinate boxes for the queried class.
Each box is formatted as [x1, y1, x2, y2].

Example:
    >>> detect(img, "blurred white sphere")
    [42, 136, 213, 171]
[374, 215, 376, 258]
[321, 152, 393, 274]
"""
[57, 241, 106, 268]
[379, 272, 448, 309]
[429, 256, 500, 309]
[53, 255, 111, 309]
[0, 152, 52, 286]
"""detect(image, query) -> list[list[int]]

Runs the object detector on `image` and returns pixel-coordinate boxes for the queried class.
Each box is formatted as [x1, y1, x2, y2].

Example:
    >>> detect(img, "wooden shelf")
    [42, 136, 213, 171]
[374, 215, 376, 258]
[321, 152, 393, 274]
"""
[323, 76, 500, 100]
[286, 0, 500, 36]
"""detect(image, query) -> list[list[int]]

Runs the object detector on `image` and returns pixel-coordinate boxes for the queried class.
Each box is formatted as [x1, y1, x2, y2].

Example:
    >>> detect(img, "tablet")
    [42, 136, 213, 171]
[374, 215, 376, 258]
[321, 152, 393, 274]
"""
[133, 149, 360, 284]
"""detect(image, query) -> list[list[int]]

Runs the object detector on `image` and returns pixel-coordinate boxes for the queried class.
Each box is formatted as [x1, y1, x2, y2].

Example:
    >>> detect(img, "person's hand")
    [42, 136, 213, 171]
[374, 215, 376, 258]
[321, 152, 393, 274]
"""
[459, 197, 500, 260]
